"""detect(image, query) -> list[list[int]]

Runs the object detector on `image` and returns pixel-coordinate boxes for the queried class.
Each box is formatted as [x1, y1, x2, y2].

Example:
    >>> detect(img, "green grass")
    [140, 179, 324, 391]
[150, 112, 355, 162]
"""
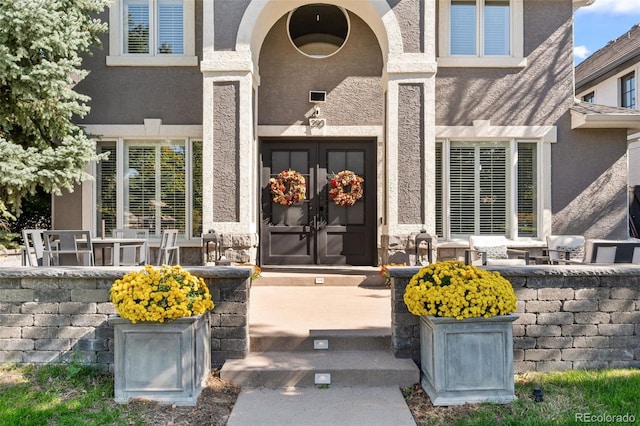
[408, 369, 640, 426]
[3, 364, 639, 425]
[0, 363, 140, 426]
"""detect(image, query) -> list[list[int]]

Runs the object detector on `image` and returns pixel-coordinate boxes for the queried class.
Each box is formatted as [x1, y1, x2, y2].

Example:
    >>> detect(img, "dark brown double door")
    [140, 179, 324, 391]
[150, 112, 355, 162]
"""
[260, 140, 376, 265]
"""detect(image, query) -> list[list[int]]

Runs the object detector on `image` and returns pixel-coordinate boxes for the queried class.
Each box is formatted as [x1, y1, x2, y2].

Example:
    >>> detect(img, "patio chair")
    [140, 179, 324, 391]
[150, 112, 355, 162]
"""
[157, 229, 180, 265]
[465, 236, 529, 266]
[545, 235, 617, 264]
[21, 229, 46, 266]
[43, 230, 94, 266]
[632, 246, 640, 264]
[112, 228, 149, 266]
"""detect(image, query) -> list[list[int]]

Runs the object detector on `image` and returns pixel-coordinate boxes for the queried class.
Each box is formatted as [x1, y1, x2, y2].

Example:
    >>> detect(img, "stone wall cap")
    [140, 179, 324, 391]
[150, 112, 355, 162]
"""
[0, 266, 253, 279]
[388, 265, 640, 278]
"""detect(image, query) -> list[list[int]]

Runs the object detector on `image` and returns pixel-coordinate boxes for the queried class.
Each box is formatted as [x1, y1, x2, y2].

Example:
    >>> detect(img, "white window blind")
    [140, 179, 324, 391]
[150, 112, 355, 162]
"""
[450, 0, 511, 57]
[478, 147, 507, 234]
[484, 0, 510, 55]
[517, 143, 537, 237]
[447, 143, 508, 237]
[435, 143, 443, 237]
[451, 0, 477, 55]
[450, 146, 477, 235]
[125, 145, 157, 232]
[97, 143, 117, 238]
[158, 0, 184, 54]
[123, 0, 183, 56]
[124, 0, 150, 54]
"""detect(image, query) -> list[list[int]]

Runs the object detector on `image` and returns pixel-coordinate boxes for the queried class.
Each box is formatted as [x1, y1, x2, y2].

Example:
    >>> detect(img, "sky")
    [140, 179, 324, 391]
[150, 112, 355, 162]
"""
[574, 0, 640, 65]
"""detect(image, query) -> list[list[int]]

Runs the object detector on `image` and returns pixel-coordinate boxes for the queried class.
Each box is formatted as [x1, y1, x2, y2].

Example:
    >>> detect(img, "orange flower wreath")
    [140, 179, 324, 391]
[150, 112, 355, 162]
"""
[329, 170, 364, 207]
[269, 169, 307, 206]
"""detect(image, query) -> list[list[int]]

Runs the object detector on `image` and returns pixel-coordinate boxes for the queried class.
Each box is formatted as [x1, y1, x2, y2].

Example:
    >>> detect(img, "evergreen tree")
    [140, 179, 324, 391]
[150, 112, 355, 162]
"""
[0, 0, 109, 219]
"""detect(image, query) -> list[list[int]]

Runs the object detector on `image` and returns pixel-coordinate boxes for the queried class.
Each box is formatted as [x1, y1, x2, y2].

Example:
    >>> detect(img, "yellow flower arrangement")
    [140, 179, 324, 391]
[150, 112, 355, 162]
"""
[110, 265, 214, 323]
[403, 260, 517, 320]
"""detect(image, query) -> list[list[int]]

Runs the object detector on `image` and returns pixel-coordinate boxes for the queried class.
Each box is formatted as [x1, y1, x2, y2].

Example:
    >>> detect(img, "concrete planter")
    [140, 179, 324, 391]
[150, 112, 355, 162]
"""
[420, 314, 518, 406]
[110, 312, 211, 406]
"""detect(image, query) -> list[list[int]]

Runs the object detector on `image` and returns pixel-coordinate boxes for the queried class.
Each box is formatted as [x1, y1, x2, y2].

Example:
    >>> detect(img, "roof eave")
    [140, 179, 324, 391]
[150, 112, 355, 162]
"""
[571, 110, 640, 131]
[572, 0, 595, 12]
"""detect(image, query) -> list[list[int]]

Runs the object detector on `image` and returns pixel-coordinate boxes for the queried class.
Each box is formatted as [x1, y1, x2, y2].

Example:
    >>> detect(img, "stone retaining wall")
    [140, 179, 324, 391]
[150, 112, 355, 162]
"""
[0, 266, 251, 371]
[390, 265, 640, 373]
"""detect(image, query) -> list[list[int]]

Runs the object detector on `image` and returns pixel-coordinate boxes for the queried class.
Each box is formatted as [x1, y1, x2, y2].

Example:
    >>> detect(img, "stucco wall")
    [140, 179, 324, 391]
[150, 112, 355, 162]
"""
[257, 13, 384, 126]
[387, 0, 423, 53]
[552, 120, 629, 239]
[76, 7, 203, 126]
[212, 82, 240, 222]
[213, 0, 251, 51]
[436, 1, 574, 127]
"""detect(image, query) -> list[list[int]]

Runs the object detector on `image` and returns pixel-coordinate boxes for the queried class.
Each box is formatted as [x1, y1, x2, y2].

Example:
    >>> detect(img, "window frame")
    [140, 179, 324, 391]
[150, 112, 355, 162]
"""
[582, 92, 595, 103]
[620, 72, 636, 109]
[94, 137, 202, 240]
[107, 0, 197, 67]
[438, 0, 525, 68]
[435, 138, 542, 241]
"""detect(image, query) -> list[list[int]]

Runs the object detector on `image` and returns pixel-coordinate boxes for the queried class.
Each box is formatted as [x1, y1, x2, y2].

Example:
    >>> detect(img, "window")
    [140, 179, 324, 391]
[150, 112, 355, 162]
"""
[621, 72, 635, 109]
[107, 0, 196, 66]
[451, 0, 509, 56]
[439, 0, 524, 68]
[435, 140, 537, 239]
[96, 139, 202, 238]
[582, 92, 595, 103]
[124, 0, 183, 54]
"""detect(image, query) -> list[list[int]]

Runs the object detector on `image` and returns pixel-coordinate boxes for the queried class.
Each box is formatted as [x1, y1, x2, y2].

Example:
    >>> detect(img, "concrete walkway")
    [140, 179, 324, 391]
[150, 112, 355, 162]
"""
[225, 284, 418, 426]
[227, 386, 416, 426]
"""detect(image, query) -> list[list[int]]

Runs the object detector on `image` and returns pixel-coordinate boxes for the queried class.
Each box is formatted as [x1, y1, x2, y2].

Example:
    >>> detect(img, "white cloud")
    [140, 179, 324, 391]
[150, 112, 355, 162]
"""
[581, 0, 640, 14]
[574, 45, 591, 59]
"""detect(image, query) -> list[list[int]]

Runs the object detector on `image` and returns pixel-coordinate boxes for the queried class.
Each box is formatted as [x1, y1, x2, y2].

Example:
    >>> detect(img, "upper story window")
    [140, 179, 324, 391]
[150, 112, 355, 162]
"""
[582, 92, 595, 103]
[439, 0, 525, 68]
[107, 0, 197, 66]
[621, 72, 636, 109]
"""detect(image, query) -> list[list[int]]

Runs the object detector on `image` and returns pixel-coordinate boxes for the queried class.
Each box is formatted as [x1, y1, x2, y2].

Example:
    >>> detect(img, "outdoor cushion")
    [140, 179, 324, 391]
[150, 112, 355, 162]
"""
[485, 258, 527, 266]
[475, 245, 508, 259]
[556, 245, 585, 261]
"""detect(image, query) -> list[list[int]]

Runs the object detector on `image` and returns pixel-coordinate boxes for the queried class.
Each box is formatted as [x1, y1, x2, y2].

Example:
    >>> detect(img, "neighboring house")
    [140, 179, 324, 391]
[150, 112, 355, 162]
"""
[575, 22, 640, 237]
[56, 0, 640, 266]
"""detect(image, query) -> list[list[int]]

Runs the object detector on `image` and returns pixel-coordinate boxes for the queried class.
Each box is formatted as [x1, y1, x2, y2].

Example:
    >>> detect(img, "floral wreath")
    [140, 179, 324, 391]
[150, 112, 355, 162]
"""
[269, 169, 307, 206]
[329, 170, 364, 207]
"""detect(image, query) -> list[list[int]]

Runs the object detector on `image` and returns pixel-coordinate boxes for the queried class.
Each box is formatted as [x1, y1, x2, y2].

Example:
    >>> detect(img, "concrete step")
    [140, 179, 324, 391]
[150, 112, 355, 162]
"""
[220, 350, 419, 389]
[250, 330, 391, 352]
[254, 267, 387, 287]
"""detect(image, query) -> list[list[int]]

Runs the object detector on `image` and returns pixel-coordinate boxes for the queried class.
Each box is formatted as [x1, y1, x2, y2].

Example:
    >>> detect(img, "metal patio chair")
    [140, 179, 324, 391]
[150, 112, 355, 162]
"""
[157, 229, 180, 265]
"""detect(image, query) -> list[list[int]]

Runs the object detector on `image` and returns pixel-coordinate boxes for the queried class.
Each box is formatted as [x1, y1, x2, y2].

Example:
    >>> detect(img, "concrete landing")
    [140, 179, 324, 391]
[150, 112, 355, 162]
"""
[227, 387, 417, 426]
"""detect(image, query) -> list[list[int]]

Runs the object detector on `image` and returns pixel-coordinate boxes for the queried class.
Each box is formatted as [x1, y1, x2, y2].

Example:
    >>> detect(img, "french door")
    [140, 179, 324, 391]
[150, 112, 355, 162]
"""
[260, 140, 376, 265]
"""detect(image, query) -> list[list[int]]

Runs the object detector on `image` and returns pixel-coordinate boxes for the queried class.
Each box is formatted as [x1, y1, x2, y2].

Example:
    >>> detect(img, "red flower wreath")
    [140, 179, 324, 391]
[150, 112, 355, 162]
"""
[329, 170, 364, 207]
[269, 169, 307, 206]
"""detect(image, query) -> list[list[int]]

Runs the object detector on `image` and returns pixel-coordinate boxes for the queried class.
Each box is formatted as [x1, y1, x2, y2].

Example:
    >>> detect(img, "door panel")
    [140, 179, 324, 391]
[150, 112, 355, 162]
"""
[261, 140, 375, 266]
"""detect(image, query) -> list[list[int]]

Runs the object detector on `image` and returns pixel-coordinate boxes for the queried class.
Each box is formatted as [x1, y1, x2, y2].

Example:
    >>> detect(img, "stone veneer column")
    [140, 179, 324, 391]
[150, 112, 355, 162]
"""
[201, 51, 259, 263]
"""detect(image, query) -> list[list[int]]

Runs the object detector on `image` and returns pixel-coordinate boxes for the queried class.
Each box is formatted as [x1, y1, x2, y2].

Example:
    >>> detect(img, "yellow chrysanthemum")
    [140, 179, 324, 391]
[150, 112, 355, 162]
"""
[110, 264, 215, 323]
[403, 260, 517, 320]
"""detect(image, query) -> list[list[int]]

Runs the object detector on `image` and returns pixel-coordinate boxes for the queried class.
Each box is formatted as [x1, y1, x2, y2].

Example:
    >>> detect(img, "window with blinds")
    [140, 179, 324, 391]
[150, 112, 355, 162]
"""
[97, 139, 201, 239]
[484, 0, 510, 55]
[517, 143, 537, 237]
[450, 0, 510, 57]
[158, 0, 183, 54]
[123, 0, 183, 55]
[124, 0, 150, 54]
[451, 0, 477, 55]
[437, 141, 537, 239]
[435, 143, 443, 237]
[97, 143, 117, 238]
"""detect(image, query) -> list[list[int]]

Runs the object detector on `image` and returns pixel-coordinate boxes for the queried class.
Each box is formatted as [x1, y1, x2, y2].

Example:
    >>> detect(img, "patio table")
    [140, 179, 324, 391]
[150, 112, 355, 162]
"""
[93, 237, 148, 266]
